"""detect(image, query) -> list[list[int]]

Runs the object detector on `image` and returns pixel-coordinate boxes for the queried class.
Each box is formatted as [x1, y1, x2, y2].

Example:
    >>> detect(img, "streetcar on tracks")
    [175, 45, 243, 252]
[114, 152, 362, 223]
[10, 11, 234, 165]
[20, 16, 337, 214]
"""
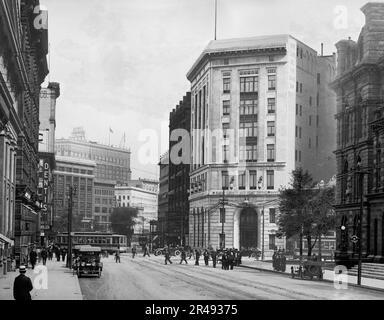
[55, 232, 128, 254]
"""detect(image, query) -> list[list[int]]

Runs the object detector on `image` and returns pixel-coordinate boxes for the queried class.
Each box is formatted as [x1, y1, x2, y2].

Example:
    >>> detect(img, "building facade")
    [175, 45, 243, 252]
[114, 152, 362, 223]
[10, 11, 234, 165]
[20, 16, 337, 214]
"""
[168, 93, 191, 246]
[115, 182, 158, 236]
[0, 1, 49, 267]
[38, 82, 60, 244]
[54, 156, 96, 232]
[332, 2, 384, 265]
[56, 127, 131, 231]
[186, 35, 336, 257]
[158, 152, 169, 247]
[94, 180, 115, 232]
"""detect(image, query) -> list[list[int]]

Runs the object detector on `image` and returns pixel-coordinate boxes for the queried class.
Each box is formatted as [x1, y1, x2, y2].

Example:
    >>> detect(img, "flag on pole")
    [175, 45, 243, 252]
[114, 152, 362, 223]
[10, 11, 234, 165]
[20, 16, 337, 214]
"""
[109, 127, 114, 134]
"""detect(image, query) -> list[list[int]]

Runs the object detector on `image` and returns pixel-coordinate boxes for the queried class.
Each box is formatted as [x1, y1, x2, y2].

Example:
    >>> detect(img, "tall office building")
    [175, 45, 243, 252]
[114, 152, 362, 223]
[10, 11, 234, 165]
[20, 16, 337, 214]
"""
[332, 2, 384, 265]
[54, 156, 96, 232]
[186, 35, 336, 257]
[168, 93, 191, 246]
[56, 128, 131, 231]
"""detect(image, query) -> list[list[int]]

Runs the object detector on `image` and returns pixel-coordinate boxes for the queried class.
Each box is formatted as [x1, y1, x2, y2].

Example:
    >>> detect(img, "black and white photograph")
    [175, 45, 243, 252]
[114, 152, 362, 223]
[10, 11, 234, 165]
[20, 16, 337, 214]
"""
[1, 0, 384, 308]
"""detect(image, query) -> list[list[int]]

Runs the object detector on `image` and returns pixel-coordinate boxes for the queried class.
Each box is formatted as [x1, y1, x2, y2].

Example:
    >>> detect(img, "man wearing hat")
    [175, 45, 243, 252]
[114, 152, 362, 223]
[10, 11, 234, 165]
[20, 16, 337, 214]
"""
[13, 266, 33, 300]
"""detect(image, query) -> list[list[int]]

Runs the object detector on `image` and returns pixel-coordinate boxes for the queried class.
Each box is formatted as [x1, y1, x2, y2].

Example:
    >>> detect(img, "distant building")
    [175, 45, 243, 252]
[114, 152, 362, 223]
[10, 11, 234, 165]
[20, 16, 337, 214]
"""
[38, 82, 60, 244]
[123, 178, 159, 193]
[55, 128, 131, 231]
[94, 180, 115, 232]
[168, 93, 191, 246]
[331, 2, 384, 265]
[54, 156, 96, 232]
[186, 34, 336, 256]
[158, 151, 169, 247]
[115, 182, 158, 236]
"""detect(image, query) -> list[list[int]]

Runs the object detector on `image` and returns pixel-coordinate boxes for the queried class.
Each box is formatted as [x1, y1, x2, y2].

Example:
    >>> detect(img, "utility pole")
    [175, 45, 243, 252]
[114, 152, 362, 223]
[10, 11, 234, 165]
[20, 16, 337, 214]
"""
[220, 188, 225, 249]
[262, 205, 265, 261]
[66, 185, 76, 268]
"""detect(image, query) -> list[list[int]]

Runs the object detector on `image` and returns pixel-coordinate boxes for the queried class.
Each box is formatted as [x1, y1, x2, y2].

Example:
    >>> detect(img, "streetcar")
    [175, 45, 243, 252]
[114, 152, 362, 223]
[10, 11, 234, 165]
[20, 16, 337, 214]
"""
[55, 232, 128, 254]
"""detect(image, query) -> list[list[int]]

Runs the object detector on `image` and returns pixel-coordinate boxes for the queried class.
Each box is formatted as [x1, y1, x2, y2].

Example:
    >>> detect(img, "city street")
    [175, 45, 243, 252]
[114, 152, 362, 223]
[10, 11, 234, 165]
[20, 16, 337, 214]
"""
[79, 254, 384, 300]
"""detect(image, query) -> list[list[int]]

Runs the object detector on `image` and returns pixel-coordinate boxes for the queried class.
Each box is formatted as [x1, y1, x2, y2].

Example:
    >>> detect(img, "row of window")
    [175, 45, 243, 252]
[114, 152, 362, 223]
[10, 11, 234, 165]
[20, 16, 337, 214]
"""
[221, 170, 275, 190]
[56, 166, 93, 175]
[95, 198, 114, 205]
[223, 98, 276, 116]
[57, 150, 129, 166]
[94, 207, 113, 213]
[94, 189, 114, 196]
[190, 172, 208, 194]
[223, 74, 277, 94]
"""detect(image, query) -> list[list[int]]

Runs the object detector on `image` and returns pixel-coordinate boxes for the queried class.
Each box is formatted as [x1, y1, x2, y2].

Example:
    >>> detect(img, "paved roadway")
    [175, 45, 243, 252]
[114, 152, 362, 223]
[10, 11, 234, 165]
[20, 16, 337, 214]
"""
[79, 254, 384, 300]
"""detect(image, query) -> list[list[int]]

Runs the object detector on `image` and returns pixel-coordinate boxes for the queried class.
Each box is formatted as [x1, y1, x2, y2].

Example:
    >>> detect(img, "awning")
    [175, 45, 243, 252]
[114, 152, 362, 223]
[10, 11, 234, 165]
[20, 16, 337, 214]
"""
[0, 233, 14, 245]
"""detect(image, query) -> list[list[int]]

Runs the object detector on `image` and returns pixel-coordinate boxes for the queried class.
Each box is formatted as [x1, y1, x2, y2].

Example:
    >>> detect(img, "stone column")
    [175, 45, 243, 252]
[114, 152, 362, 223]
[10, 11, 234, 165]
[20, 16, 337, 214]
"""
[233, 208, 240, 249]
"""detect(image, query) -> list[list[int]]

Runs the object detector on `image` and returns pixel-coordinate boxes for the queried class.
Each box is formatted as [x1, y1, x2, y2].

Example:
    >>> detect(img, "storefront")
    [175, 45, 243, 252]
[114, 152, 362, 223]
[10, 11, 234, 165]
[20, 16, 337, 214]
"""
[0, 233, 14, 274]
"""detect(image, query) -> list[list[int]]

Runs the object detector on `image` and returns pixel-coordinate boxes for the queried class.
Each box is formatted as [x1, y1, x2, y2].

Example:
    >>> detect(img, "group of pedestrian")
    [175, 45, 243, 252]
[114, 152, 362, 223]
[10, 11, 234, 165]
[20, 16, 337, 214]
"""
[220, 248, 241, 270]
[272, 249, 287, 272]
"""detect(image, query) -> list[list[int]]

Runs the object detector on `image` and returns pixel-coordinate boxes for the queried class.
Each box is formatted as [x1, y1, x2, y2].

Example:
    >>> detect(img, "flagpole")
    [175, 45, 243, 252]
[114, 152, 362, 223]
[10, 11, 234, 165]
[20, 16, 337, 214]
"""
[214, 0, 217, 40]
[109, 129, 111, 146]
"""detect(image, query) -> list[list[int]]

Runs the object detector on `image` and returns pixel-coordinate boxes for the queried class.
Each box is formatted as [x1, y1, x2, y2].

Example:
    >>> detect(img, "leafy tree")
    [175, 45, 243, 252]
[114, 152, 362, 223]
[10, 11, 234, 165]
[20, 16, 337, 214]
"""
[309, 186, 336, 257]
[110, 207, 138, 244]
[277, 168, 335, 257]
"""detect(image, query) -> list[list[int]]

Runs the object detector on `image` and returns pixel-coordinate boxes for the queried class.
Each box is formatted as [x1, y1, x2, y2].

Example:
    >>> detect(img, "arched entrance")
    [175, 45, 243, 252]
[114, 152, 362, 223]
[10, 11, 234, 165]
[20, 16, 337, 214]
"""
[239, 207, 258, 249]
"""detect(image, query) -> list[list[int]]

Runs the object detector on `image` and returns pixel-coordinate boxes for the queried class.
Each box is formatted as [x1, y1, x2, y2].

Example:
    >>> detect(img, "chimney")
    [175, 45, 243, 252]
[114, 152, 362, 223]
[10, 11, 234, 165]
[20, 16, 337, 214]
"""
[360, 2, 384, 62]
[321, 43, 324, 56]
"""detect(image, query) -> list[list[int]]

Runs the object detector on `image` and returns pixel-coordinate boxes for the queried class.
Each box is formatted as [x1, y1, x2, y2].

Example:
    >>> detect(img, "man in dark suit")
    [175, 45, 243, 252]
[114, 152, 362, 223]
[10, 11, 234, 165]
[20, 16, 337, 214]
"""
[41, 248, 48, 265]
[211, 250, 217, 268]
[13, 265, 33, 300]
[29, 249, 37, 270]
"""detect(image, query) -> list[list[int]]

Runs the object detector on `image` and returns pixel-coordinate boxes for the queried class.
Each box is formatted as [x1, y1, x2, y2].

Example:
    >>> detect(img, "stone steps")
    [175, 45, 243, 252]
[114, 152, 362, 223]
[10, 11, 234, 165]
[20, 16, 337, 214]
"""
[328, 263, 384, 281]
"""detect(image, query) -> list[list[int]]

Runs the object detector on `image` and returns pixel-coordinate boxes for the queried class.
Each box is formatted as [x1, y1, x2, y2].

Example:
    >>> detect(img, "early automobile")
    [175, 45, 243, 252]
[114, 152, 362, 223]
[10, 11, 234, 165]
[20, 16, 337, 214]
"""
[73, 246, 103, 278]
[291, 257, 324, 280]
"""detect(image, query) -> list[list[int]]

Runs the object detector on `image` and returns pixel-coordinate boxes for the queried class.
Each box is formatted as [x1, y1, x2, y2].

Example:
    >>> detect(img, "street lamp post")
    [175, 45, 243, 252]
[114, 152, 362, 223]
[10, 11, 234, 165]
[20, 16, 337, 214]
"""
[66, 185, 76, 268]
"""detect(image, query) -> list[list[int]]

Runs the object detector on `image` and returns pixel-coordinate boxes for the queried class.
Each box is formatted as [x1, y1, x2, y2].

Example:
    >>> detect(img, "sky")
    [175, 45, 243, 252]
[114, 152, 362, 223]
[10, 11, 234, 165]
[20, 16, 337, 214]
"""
[42, 0, 370, 180]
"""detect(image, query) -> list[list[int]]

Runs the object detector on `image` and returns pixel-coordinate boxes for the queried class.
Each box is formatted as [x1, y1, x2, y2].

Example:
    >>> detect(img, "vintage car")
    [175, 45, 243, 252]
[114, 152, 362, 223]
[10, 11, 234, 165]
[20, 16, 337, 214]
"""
[291, 257, 324, 280]
[73, 246, 103, 278]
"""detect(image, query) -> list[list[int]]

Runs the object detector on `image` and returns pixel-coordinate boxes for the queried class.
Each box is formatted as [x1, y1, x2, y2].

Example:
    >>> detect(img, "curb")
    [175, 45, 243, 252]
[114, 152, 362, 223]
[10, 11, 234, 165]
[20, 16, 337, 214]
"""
[239, 264, 384, 293]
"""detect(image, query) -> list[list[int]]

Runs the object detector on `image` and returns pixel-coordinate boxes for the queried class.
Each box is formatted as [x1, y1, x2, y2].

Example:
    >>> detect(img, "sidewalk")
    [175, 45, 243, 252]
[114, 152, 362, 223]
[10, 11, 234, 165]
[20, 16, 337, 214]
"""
[0, 259, 83, 300]
[240, 257, 384, 291]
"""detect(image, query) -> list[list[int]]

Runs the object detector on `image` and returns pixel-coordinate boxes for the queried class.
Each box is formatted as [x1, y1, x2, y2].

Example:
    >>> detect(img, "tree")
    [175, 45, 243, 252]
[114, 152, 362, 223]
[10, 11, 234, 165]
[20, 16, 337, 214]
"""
[110, 207, 138, 244]
[277, 168, 315, 257]
[309, 186, 336, 259]
[277, 168, 335, 257]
